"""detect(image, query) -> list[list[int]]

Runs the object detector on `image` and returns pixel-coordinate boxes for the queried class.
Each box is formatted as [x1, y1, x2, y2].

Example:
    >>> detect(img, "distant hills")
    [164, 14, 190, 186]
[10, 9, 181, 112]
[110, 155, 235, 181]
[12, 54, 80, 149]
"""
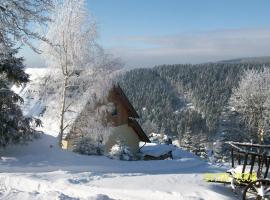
[216, 56, 270, 64]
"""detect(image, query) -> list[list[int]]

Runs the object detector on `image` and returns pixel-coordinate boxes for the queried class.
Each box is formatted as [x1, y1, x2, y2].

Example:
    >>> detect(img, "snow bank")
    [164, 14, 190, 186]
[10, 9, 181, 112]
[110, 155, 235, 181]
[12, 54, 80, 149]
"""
[0, 134, 208, 173]
[0, 133, 236, 199]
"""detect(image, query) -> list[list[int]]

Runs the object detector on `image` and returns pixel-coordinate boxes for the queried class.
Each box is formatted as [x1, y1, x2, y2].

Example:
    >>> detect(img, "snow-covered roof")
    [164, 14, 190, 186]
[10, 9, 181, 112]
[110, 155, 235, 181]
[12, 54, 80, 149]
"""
[140, 143, 175, 157]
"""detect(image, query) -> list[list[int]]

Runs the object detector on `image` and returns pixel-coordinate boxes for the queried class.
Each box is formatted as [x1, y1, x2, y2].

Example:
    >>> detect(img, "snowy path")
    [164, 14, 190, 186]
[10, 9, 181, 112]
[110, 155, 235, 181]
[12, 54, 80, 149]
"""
[0, 172, 237, 200]
[0, 134, 238, 200]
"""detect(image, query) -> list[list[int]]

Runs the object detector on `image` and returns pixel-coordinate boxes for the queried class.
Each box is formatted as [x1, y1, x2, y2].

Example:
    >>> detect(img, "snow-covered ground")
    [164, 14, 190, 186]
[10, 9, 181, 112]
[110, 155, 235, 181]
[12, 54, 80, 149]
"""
[0, 133, 237, 200]
[1, 68, 238, 199]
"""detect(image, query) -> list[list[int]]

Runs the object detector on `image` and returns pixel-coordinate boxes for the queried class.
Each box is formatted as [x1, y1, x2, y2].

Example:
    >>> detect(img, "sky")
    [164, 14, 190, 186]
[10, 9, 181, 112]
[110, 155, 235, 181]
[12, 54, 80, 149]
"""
[22, 0, 270, 68]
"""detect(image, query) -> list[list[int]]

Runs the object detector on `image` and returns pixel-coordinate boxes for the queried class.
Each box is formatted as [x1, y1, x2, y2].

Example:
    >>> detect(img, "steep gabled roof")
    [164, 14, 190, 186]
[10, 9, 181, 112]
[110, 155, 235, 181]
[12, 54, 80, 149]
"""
[113, 85, 139, 118]
[128, 118, 151, 143]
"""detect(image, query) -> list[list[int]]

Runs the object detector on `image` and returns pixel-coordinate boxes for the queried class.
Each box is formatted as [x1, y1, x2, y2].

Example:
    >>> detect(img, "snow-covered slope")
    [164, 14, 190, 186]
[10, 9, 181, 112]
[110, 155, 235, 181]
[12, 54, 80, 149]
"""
[0, 134, 236, 200]
[12, 68, 48, 118]
[12, 68, 65, 136]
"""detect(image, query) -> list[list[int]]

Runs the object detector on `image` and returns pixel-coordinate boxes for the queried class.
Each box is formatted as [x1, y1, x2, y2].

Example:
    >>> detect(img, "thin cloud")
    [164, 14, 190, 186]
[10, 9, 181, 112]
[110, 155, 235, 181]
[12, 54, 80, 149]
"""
[108, 28, 270, 68]
[22, 28, 270, 68]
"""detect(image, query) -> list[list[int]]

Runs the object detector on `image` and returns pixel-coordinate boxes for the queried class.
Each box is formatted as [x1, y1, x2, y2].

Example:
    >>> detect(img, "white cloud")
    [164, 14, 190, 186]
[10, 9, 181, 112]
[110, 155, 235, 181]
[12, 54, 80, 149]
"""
[108, 28, 270, 68]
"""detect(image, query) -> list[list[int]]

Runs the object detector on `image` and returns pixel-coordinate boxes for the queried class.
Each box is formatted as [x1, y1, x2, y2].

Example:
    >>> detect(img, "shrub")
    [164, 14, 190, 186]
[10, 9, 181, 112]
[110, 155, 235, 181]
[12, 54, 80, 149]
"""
[73, 137, 104, 155]
[108, 140, 134, 161]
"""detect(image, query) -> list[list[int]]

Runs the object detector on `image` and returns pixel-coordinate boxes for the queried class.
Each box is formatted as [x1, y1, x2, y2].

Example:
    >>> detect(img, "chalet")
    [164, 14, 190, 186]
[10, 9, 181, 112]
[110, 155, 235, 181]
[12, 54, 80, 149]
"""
[62, 85, 150, 155]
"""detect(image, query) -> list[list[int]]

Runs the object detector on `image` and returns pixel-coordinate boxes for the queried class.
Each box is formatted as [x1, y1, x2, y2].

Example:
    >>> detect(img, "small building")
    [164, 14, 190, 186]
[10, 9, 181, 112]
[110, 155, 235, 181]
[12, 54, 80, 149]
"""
[62, 85, 150, 155]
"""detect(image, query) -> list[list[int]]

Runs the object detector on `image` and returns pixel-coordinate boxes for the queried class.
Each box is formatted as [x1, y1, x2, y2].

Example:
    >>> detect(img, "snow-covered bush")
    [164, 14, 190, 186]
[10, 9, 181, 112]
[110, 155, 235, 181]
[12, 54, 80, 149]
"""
[73, 137, 104, 155]
[108, 140, 134, 161]
[148, 133, 172, 144]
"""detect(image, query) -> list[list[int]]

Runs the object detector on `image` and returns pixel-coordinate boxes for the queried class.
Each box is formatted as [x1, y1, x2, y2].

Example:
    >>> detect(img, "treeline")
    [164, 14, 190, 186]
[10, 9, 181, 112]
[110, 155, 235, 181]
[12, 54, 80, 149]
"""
[119, 63, 269, 145]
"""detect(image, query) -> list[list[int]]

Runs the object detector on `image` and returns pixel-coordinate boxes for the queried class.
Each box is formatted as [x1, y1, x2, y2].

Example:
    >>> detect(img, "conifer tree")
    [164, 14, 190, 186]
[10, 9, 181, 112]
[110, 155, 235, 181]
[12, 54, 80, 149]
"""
[0, 0, 52, 147]
[0, 44, 42, 147]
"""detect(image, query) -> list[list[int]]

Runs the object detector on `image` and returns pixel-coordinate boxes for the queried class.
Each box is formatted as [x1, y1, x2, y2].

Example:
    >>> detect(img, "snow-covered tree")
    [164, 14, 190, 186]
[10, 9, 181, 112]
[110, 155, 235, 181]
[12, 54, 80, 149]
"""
[0, 0, 52, 147]
[142, 120, 159, 135]
[0, 0, 52, 51]
[0, 44, 43, 147]
[229, 68, 270, 143]
[42, 0, 100, 145]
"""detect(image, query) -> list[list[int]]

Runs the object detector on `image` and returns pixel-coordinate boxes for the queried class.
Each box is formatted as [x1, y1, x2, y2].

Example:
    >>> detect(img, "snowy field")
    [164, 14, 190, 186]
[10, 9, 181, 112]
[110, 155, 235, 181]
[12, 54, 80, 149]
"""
[0, 133, 237, 200]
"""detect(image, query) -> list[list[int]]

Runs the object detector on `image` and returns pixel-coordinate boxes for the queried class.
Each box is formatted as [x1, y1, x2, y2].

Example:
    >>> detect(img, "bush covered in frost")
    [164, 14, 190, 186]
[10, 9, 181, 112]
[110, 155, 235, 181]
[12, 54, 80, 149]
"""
[108, 140, 134, 161]
[73, 137, 104, 155]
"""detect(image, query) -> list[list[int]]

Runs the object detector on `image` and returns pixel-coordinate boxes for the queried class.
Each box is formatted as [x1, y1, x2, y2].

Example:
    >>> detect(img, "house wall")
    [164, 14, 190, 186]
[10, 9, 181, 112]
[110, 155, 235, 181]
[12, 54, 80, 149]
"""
[107, 90, 129, 126]
[62, 138, 79, 150]
[105, 124, 140, 154]
[62, 140, 68, 150]
[63, 87, 142, 155]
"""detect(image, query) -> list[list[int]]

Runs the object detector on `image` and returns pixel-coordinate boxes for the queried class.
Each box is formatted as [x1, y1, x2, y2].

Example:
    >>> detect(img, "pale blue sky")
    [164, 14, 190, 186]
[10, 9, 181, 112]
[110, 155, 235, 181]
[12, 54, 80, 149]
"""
[23, 0, 270, 68]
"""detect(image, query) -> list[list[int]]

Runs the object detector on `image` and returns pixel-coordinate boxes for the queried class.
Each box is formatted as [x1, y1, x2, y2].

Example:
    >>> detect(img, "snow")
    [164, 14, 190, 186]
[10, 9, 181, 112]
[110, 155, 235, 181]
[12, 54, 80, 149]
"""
[141, 143, 171, 157]
[227, 165, 259, 176]
[171, 148, 198, 160]
[141, 143, 174, 157]
[0, 133, 237, 200]
[140, 143, 199, 159]
[172, 139, 180, 147]
[11, 68, 61, 136]
[2, 68, 238, 199]
[148, 132, 169, 144]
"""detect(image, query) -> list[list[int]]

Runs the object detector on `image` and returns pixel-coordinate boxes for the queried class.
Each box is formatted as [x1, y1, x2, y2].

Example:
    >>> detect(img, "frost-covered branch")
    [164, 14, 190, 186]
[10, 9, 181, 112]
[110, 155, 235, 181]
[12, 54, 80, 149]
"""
[229, 68, 270, 143]
[41, 0, 100, 146]
[0, 0, 53, 51]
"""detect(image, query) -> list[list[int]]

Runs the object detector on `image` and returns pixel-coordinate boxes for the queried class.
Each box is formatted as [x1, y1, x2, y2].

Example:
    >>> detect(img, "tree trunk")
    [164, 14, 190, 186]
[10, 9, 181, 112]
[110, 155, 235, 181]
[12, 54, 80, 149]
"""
[59, 76, 68, 147]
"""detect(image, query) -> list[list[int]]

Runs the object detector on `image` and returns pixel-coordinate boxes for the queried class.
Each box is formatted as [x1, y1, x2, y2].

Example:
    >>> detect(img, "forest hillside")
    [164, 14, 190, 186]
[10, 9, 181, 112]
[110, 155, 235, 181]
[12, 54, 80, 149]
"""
[119, 62, 270, 158]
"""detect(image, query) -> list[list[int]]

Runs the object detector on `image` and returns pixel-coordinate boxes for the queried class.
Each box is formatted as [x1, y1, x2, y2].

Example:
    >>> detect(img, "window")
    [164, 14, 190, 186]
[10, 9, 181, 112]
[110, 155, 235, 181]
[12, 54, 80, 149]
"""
[112, 104, 118, 116]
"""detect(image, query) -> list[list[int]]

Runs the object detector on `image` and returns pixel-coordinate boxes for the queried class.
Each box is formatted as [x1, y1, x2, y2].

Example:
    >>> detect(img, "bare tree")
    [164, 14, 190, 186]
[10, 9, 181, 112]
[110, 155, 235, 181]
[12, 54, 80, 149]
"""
[229, 68, 270, 143]
[42, 0, 100, 146]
